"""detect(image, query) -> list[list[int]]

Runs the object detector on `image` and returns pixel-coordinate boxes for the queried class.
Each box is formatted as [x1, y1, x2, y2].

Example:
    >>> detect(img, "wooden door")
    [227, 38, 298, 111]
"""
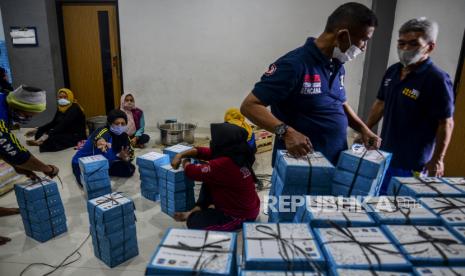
[62, 4, 122, 117]
[445, 51, 465, 176]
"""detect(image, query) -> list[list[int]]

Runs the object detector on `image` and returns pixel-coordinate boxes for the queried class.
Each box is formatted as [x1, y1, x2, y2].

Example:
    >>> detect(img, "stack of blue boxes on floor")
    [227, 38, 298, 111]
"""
[268, 150, 335, 222]
[136, 152, 170, 201]
[239, 223, 325, 274]
[87, 192, 138, 267]
[146, 228, 237, 275]
[163, 144, 193, 162]
[14, 179, 67, 242]
[158, 164, 195, 217]
[331, 145, 391, 196]
[387, 177, 462, 197]
[78, 155, 111, 199]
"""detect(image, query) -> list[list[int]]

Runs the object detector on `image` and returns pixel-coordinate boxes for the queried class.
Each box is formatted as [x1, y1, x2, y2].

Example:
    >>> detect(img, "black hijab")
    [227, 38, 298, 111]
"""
[210, 123, 256, 169]
[106, 109, 130, 152]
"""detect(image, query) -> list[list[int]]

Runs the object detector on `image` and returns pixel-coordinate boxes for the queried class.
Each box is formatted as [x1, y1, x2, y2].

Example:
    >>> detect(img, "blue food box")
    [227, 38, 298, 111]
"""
[449, 226, 465, 243]
[20, 204, 65, 223]
[413, 267, 465, 276]
[315, 227, 410, 271]
[136, 151, 170, 169]
[363, 196, 440, 225]
[382, 225, 465, 266]
[90, 224, 137, 249]
[82, 176, 111, 192]
[159, 178, 195, 193]
[331, 169, 380, 196]
[141, 190, 160, 201]
[265, 194, 299, 223]
[87, 193, 135, 225]
[94, 244, 139, 268]
[17, 193, 62, 211]
[29, 214, 67, 233]
[86, 186, 112, 200]
[241, 271, 323, 276]
[158, 164, 190, 184]
[146, 228, 236, 276]
[441, 177, 465, 194]
[80, 168, 109, 183]
[242, 223, 325, 271]
[419, 197, 465, 226]
[139, 167, 159, 179]
[163, 144, 193, 162]
[24, 223, 68, 242]
[294, 196, 375, 227]
[336, 147, 391, 179]
[274, 150, 335, 195]
[332, 269, 412, 276]
[78, 155, 109, 174]
[14, 179, 59, 202]
[93, 213, 135, 235]
[387, 177, 462, 198]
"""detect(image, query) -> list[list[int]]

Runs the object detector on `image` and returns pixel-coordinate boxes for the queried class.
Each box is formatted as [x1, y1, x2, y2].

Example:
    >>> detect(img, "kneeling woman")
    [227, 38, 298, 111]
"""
[172, 123, 260, 231]
[71, 109, 135, 186]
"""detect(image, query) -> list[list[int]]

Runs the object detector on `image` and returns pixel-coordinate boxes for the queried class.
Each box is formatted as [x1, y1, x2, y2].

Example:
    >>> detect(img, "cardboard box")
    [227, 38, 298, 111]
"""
[387, 177, 462, 198]
[419, 197, 465, 226]
[78, 155, 109, 174]
[163, 144, 193, 162]
[136, 151, 170, 169]
[413, 267, 465, 276]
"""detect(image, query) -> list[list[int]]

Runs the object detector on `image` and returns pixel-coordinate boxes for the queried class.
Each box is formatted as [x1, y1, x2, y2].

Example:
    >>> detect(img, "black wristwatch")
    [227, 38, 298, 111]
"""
[274, 123, 288, 140]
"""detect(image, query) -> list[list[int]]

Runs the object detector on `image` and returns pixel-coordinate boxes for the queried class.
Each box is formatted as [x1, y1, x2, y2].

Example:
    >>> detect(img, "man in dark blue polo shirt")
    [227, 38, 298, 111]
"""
[365, 18, 455, 194]
[241, 2, 380, 165]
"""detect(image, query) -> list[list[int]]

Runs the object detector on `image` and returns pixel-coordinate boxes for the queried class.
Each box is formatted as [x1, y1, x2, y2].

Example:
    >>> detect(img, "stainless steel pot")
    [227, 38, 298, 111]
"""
[158, 122, 197, 145]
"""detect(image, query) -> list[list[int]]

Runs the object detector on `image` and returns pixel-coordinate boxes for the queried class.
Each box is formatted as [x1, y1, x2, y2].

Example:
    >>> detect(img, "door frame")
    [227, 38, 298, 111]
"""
[56, 0, 124, 98]
[453, 29, 465, 98]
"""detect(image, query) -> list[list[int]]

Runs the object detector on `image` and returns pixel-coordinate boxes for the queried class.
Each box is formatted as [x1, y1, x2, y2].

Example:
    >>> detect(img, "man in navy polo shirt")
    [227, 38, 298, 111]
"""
[365, 18, 455, 194]
[241, 2, 380, 166]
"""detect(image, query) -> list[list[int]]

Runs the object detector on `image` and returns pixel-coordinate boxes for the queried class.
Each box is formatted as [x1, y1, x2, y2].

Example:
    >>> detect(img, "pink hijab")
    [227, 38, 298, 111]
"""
[120, 93, 137, 136]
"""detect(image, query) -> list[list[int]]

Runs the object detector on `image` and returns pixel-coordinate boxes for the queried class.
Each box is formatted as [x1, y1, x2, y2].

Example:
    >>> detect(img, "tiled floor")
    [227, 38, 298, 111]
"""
[0, 129, 272, 276]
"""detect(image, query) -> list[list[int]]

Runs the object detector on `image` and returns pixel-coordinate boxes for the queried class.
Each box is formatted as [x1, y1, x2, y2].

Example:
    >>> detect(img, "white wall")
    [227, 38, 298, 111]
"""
[119, 0, 371, 129]
[387, 0, 465, 80]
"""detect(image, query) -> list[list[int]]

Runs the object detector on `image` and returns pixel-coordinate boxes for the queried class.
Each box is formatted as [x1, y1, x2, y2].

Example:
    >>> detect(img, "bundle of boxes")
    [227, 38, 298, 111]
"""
[14, 179, 67, 242]
[136, 152, 170, 201]
[163, 144, 193, 162]
[331, 147, 391, 196]
[158, 164, 195, 217]
[293, 196, 375, 227]
[87, 192, 138, 267]
[387, 177, 463, 198]
[78, 155, 111, 199]
[146, 228, 236, 275]
[268, 150, 335, 222]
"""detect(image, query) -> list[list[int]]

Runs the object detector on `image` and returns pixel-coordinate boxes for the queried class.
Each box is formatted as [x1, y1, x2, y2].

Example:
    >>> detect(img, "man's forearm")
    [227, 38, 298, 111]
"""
[343, 102, 370, 133]
[240, 93, 282, 133]
[431, 118, 454, 161]
[16, 155, 52, 174]
[366, 100, 385, 129]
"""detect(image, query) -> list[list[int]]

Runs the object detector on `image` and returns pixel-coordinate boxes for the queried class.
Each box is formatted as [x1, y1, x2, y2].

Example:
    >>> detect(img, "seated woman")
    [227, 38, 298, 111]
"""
[172, 123, 260, 231]
[25, 88, 86, 152]
[71, 109, 135, 186]
[120, 93, 150, 148]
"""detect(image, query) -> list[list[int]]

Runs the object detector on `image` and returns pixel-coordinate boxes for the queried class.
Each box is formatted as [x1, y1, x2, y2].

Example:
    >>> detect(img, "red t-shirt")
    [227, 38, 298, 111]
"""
[184, 147, 260, 220]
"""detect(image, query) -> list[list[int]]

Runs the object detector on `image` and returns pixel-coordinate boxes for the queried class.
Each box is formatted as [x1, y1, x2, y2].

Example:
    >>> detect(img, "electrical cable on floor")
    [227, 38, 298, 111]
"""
[19, 233, 91, 276]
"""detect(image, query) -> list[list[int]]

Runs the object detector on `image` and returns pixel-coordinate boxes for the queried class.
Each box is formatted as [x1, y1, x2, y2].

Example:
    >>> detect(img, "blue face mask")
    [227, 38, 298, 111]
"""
[110, 124, 127, 135]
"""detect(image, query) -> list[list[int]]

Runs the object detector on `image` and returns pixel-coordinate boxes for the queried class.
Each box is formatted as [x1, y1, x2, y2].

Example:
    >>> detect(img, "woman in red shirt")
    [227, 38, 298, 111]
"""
[172, 123, 260, 231]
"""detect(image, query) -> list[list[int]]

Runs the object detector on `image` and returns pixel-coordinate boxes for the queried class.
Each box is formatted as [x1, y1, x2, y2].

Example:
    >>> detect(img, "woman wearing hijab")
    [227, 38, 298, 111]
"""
[25, 88, 86, 152]
[71, 109, 135, 186]
[120, 93, 150, 148]
[171, 123, 260, 231]
[224, 107, 256, 150]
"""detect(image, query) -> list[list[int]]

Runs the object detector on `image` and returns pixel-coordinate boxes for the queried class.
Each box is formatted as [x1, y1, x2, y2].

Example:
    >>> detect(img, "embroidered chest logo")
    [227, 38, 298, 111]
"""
[339, 75, 345, 90]
[301, 74, 322, 95]
[402, 87, 420, 100]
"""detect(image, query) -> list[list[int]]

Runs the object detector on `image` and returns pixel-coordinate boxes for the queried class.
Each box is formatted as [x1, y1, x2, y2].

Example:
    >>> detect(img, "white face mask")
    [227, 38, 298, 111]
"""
[57, 98, 71, 106]
[397, 46, 426, 67]
[332, 30, 363, 63]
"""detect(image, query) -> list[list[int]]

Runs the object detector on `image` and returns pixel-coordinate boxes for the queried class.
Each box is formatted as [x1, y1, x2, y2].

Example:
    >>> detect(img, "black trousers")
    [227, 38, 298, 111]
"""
[131, 134, 150, 145]
[37, 133, 82, 152]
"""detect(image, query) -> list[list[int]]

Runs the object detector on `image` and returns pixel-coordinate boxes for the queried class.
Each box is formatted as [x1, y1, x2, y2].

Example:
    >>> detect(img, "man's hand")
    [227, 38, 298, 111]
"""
[130, 137, 138, 146]
[171, 154, 183, 169]
[425, 158, 444, 177]
[181, 159, 191, 169]
[96, 138, 111, 153]
[361, 128, 382, 150]
[24, 128, 38, 138]
[44, 165, 59, 178]
[118, 147, 131, 162]
[284, 127, 313, 157]
[14, 167, 40, 180]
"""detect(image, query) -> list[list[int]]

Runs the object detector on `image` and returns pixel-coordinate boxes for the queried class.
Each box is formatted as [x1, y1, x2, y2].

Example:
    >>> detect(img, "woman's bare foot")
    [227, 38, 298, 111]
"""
[0, 236, 11, 245]
[173, 211, 191, 222]
[0, 207, 20, 217]
[26, 140, 42, 146]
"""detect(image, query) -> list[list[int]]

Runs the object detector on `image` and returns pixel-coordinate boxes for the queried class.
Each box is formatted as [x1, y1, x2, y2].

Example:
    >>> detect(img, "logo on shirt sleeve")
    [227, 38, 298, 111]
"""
[301, 74, 322, 95]
[264, 64, 277, 76]
[402, 87, 420, 100]
[384, 78, 392, 87]
[339, 75, 345, 90]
